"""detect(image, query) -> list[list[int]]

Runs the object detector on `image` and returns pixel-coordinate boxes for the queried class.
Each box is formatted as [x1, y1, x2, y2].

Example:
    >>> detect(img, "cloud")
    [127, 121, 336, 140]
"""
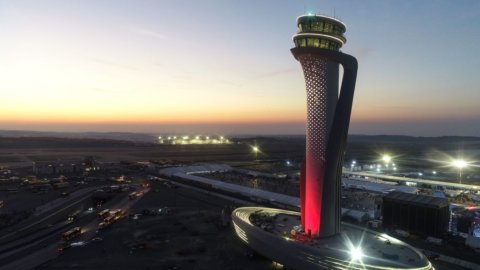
[91, 88, 119, 94]
[252, 68, 298, 80]
[128, 26, 169, 40]
[91, 58, 139, 71]
[350, 47, 373, 60]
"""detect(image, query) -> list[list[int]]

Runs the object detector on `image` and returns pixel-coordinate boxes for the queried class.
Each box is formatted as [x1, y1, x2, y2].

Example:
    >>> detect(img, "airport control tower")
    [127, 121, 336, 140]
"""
[232, 14, 432, 269]
[291, 14, 358, 238]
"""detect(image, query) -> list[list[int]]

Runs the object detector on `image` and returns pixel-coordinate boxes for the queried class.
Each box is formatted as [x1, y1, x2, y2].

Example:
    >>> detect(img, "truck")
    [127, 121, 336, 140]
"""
[129, 192, 137, 200]
[62, 227, 82, 241]
[110, 209, 123, 220]
[426, 236, 443, 245]
[98, 209, 110, 220]
[103, 215, 116, 225]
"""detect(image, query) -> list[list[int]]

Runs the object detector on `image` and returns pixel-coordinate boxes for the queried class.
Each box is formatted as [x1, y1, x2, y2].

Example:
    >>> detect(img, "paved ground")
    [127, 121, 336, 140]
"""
[29, 181, 468, 270]
[0, 177, 474, 270]
[33, 181, 273, 270]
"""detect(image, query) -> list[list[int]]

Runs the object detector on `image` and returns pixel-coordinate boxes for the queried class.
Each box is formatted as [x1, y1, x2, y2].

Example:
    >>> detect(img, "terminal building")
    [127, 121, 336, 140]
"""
[382, 191, 450, 238]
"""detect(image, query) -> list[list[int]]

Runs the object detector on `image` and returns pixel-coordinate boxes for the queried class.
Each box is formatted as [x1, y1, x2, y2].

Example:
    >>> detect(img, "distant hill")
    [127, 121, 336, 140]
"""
[0, 137, 141, 148]
[235, 134, 480, 145]
[348, 135, 480, 144]
[0, 130, 479, 145]
[0, 130, 157, 143]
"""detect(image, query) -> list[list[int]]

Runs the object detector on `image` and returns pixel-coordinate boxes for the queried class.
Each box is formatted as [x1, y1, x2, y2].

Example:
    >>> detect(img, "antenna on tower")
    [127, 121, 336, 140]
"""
[334, 8, 336, 18]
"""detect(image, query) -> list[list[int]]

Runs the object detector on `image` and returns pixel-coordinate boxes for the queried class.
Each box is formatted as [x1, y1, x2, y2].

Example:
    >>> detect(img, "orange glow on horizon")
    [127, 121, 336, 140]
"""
[0, 112, 305, 125]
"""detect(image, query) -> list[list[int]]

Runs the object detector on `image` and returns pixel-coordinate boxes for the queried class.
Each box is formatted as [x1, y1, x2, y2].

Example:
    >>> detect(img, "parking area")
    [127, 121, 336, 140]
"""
[40, 181, 276, 270]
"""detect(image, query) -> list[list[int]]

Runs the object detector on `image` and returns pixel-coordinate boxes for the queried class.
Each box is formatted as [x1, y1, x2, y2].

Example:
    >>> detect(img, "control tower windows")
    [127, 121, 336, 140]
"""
[294, 37, 341, 51]
[298, 38, 306, 47]
[311, 21, 324, 32]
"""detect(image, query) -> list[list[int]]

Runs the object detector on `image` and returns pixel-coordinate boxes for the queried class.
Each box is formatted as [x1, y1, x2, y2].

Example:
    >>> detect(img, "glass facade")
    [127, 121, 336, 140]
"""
[294, 16, 346, 51]
[294, 37, 340, 51]
[299, 21, 334, 33]
[297, 21, 345, 36]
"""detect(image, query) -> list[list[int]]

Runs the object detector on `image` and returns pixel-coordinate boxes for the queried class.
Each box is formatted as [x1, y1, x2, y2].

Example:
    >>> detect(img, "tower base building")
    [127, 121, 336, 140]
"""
[233, 207, 432, 270]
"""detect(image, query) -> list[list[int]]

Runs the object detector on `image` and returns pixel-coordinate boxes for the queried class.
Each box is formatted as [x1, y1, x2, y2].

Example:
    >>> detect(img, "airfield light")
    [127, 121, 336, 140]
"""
[382, 155, 392, 164]
[350, 160, 356, 171]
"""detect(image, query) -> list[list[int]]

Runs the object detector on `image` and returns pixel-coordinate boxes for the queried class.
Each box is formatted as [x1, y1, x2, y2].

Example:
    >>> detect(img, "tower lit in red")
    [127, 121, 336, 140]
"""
[231, 13, 432, 270]
[292, 14, 358, 238]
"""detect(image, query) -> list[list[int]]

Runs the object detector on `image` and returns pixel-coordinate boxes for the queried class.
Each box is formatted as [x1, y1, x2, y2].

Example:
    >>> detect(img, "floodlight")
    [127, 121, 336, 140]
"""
[350, 247, 363, 261]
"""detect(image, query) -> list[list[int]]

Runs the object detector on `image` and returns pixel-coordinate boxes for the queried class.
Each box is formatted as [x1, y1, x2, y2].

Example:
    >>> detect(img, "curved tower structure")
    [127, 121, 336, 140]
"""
[292, 14, 358, 238]
[231, 13, 432, 270]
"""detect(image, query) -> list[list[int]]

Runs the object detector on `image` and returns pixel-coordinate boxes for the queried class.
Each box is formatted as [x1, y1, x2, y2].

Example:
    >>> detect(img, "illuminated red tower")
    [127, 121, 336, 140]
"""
[231, 13, 432, 270]
[292, 14, 358, 238]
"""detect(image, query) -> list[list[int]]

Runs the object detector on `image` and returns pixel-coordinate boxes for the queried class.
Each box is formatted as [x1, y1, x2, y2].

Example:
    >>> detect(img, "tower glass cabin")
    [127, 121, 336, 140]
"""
[293, 15, 346, 51]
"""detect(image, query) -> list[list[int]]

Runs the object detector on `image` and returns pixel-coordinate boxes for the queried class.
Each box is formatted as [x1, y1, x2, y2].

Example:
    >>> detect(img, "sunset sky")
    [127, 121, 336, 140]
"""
[1, 0, 479, 135]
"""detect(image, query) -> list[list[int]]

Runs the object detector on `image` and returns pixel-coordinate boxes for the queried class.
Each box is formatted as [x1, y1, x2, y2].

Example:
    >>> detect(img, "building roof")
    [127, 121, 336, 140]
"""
[384, 191, 449, 208]
[346, 170, 480, 191]
[343, 178, 418, 194]
[174, 172, 301, 208]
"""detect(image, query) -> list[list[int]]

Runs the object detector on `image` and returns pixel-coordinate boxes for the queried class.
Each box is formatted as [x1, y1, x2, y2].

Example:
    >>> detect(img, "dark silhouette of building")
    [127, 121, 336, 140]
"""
[292, 14, 357, 238]
[382, 191, 450, 237]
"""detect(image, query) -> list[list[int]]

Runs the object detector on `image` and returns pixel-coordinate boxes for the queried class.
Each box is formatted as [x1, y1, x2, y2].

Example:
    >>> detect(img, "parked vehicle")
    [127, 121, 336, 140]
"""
[62, 227, 82, 241]
[98, 209, 110, 220]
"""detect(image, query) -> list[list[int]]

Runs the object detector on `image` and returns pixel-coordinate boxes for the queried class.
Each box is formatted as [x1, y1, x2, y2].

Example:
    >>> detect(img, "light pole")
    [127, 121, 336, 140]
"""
[452, 159, 468, 184]
[252, 146, 259, 161]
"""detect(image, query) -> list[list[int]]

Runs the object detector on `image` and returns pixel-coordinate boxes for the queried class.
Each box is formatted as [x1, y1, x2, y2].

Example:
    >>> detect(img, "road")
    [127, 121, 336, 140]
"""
[0, 186, 150, 270]
[0, 186, 98, 245]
